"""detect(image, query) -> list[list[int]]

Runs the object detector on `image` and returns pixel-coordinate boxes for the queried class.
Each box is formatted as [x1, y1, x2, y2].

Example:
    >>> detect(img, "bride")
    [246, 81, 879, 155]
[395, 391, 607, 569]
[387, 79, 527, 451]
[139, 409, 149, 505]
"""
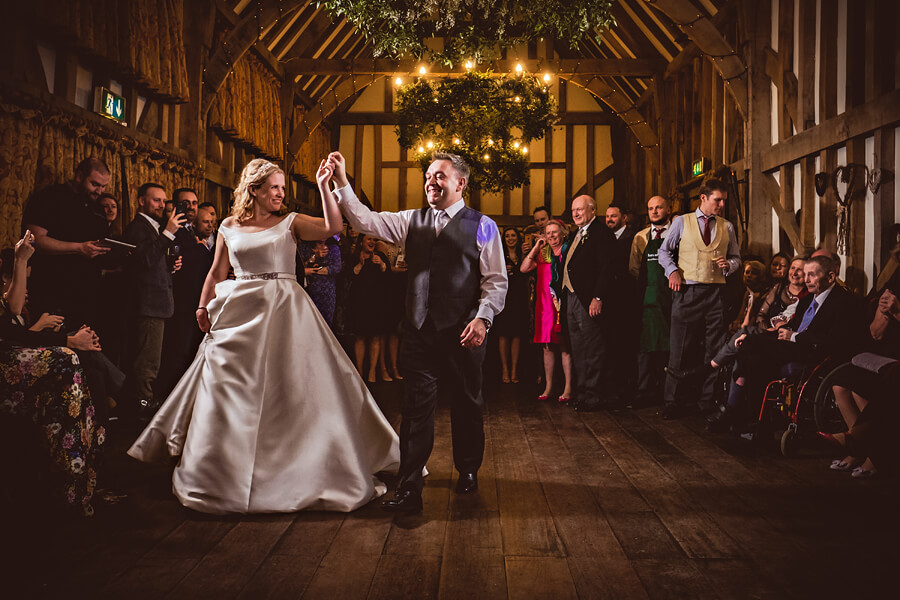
[128, 158, 400, 515]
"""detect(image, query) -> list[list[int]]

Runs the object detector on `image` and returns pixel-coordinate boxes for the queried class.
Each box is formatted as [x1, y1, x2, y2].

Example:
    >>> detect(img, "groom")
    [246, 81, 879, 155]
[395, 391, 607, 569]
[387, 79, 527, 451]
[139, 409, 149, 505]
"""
[328, 151, 507, 513]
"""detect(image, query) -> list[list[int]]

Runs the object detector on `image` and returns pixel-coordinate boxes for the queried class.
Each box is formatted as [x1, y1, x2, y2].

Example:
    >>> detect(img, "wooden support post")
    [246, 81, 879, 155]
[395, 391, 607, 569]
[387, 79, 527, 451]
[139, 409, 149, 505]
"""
[742, 0, 775, 256]
[374, 125, 382, 211]
[845, 137, 868, 292]
[796, 0, 817, 132]
[399, 146, 408, 211]
[586, 125, 596, 196]
[565, 124, 573, 205]
[799, 156, 817, 252]
[873, 127, 895, 269]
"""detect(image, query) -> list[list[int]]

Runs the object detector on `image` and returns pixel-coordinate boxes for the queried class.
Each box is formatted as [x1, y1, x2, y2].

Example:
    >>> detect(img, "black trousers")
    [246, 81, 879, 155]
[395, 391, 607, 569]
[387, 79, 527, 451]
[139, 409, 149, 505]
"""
[397, 317, 487, 493]
[665, 284, 727, 409]
[565, 290, 614, 406]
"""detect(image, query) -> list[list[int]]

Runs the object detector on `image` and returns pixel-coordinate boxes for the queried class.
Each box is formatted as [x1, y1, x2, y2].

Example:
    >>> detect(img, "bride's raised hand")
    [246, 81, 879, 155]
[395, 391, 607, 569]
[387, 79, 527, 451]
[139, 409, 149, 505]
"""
[327, 152, 349, 187]
[316, 159, 333, 188]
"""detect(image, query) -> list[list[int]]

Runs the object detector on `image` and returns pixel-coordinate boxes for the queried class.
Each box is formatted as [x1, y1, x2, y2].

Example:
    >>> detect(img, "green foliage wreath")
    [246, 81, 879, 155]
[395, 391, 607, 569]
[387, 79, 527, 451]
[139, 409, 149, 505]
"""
[395, 72, 558, 193]
[320, 0, 615, 65]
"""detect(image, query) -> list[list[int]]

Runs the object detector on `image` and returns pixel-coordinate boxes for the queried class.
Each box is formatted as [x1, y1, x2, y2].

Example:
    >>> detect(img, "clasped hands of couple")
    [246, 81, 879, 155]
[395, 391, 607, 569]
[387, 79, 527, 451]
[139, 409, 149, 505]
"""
[315, 151, 488, 349]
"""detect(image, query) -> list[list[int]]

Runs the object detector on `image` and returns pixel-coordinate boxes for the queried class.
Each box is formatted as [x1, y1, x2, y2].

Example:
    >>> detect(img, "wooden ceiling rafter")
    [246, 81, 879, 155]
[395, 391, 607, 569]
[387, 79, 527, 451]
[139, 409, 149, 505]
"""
[642, 0, 748, 117]
[202, 0, 307, 115]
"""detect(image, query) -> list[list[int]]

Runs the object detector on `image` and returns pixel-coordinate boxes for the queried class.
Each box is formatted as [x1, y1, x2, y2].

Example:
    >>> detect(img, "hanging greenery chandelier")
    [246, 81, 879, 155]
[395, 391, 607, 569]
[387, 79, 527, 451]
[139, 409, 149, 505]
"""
[395, 72, 557, 193]
[320, 0, 616, 65]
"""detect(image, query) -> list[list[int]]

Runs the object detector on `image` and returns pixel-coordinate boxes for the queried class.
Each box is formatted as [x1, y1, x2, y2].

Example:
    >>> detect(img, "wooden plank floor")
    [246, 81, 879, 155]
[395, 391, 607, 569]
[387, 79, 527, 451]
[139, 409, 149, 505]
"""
[6, 381, 898, 599]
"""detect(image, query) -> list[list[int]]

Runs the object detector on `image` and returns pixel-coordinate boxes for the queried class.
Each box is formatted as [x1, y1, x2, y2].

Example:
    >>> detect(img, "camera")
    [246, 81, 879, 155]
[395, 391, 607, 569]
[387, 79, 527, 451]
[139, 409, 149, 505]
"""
[174, 200, 188, 218]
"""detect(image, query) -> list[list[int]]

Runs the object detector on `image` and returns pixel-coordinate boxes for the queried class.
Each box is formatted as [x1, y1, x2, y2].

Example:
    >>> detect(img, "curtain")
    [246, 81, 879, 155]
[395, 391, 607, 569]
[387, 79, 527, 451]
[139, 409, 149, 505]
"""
[209, 53, 284, 159]
[0, 88, 201, 248]
[30, 0, 189, 103]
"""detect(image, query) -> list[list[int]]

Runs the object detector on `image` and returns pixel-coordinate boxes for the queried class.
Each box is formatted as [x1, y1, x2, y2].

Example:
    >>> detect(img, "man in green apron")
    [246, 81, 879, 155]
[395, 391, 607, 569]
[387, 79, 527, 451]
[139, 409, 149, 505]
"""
[629, 196, 673, 407]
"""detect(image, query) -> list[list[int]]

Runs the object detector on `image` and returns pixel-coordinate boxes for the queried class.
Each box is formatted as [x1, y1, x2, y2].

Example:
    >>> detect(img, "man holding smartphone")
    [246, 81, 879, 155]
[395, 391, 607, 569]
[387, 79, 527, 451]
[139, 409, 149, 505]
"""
[122, 183, 185, 421]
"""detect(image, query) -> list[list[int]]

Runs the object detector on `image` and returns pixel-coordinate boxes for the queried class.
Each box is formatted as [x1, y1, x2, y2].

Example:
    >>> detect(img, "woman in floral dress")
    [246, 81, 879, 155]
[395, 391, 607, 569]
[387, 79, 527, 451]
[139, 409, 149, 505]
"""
[1, 231, 105, 516]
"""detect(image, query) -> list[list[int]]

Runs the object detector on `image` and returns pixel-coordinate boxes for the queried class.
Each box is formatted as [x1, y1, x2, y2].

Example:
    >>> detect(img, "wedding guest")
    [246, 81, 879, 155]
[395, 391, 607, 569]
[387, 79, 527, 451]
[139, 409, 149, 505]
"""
[521, 219, 572, 402]
[299, 238, 342, 327]
[494, 227, 529, 383]
[346, 234, 391, 382]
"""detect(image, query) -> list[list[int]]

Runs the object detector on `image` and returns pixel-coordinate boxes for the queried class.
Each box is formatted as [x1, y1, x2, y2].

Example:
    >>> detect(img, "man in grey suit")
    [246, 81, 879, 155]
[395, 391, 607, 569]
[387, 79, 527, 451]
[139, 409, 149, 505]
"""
[327, 151, 507, 514]
[122, 182, 185, 420]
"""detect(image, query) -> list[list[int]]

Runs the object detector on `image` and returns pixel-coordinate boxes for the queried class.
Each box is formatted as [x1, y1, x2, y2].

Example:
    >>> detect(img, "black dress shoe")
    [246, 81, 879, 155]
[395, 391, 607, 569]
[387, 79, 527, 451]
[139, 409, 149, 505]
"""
[665, 363, 713, 381]
[381, 488, 423, 513]
[455, 472, 478, 494]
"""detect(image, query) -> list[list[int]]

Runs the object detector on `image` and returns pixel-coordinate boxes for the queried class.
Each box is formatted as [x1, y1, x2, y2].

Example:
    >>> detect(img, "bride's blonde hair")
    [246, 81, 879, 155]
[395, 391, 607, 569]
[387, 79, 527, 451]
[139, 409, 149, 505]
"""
[231, 159, 284, 223]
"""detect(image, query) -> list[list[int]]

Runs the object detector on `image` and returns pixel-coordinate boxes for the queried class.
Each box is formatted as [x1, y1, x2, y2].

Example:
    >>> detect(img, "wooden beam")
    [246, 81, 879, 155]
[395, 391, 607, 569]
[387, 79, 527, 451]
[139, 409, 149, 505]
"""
[646, 0, 748, 118]
[334, 111, 617, 126]
[762, 173, 804, 252]
[761, 89, 900, 171]
[202, 0, 306, 115]
[285, 58, 664, 77]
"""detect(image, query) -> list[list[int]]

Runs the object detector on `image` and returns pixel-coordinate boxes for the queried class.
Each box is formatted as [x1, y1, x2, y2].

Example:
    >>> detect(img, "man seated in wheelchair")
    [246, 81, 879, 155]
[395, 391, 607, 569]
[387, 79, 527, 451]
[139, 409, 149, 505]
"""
[718, 255, 868, 432]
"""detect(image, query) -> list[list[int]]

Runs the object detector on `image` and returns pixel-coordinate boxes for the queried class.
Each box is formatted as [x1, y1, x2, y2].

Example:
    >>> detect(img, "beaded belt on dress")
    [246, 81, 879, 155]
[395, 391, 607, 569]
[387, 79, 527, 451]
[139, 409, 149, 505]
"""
[235, 272, 297, 281]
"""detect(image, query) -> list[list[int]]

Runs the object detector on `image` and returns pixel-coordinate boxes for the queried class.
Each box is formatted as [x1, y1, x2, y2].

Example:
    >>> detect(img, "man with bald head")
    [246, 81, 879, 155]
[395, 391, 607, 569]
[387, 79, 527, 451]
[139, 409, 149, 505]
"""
[561, 194, 618, 411]
[628, 195, 673, 407]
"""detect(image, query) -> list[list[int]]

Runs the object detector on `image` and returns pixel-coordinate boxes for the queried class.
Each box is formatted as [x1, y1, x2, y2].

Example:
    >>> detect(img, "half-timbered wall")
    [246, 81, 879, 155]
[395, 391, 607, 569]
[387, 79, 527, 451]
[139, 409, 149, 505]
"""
[331, 75, 618, 226]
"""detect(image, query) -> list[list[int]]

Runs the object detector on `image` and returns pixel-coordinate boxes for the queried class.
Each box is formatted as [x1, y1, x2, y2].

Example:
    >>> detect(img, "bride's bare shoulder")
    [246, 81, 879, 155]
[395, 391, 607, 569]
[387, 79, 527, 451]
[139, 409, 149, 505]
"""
[220, 216, 237, 228]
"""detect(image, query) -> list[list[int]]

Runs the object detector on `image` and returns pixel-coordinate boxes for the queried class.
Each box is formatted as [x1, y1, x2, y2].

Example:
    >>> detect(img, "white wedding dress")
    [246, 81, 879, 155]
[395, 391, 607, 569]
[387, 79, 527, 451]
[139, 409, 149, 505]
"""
[128, 213, 400, 515]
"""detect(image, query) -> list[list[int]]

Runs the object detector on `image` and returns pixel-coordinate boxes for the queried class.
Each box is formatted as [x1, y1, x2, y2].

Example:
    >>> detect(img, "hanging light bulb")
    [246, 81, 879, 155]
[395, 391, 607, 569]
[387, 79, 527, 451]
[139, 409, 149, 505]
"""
[487, 139, 494, 146]
[483, 154, 490, 161]
[543, 73, 551, 83]
[418, 146, 425, 153]
[522, 147, 528, 154]
[426, 141, 434, 149]
[465, 60, 473, 70]
[453, 138, 461, 145]
[395, 77, 403, 86]
[419, 65, 427, 75]
[513, 141, 520, 148]
[514, 96, 521, 103]
[515, 63, 523, 74]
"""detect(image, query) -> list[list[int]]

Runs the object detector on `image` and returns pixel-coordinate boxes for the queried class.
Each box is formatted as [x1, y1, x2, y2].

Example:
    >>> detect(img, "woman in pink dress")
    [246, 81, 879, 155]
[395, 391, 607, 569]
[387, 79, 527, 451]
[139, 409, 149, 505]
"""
[521, 219, 572, 402]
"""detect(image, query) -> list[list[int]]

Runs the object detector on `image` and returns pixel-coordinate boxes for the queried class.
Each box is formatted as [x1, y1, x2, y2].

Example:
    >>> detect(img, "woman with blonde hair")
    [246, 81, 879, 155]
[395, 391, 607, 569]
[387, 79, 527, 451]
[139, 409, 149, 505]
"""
[129, 158, 400, 515]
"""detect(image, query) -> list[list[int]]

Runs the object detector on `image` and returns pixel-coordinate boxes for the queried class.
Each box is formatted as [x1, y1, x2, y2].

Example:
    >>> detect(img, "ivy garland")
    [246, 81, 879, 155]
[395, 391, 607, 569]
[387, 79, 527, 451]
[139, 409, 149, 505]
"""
[395, 72, 558, 193]
[319, 0, 615, 65]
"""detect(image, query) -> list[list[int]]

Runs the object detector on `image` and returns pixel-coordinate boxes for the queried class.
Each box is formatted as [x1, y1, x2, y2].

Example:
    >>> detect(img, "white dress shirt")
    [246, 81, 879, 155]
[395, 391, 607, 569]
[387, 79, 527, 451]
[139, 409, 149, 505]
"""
[139, 212, 176, 241]
[333, 184, 507, 322]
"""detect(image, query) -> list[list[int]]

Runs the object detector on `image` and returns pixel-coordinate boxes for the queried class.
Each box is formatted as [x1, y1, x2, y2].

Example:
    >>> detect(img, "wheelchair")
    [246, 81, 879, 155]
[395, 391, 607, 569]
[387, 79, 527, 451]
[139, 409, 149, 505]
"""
[755, 357, 851, 457]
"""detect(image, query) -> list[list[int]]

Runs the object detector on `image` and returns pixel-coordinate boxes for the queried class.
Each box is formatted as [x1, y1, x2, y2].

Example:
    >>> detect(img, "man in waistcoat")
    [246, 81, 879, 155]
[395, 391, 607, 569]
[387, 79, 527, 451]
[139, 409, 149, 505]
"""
[628, 195, 673, 408]
[658, 178, 742, 419]
[329, 151, 507, 514]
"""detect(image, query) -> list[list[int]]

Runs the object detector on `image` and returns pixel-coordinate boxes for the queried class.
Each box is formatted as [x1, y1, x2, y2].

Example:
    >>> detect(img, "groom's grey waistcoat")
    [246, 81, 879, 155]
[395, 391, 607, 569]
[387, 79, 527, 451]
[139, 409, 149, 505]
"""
[405, 206, 482, 331]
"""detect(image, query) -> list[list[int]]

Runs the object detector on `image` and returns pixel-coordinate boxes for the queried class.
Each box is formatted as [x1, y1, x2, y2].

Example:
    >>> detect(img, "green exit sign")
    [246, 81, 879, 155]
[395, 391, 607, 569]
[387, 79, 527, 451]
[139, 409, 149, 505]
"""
[692, 158, 710, 177]
[94, 87, 126, 124]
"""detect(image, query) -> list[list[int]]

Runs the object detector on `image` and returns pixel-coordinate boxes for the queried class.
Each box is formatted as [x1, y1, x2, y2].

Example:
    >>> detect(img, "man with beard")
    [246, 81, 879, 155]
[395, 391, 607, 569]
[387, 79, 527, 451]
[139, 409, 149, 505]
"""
[122, 183, 184, 420]
[329, 151, 507, 513]
[156, 202, 216, 399]
[23, 157, 112, 329]
[628, 195, 673, 407]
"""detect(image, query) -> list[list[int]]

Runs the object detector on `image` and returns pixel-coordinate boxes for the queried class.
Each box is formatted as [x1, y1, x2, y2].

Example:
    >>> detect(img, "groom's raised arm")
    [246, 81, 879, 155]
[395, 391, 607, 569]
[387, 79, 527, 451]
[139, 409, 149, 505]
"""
[332, 184, 410, 246]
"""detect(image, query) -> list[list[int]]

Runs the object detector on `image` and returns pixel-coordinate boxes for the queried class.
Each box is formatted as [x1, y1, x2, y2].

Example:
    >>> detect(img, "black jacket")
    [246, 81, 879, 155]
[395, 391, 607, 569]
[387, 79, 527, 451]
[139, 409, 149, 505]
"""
[122, 214, 176, 319]
[786, 284, 867, 361]
[562, 219, 617, 311]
